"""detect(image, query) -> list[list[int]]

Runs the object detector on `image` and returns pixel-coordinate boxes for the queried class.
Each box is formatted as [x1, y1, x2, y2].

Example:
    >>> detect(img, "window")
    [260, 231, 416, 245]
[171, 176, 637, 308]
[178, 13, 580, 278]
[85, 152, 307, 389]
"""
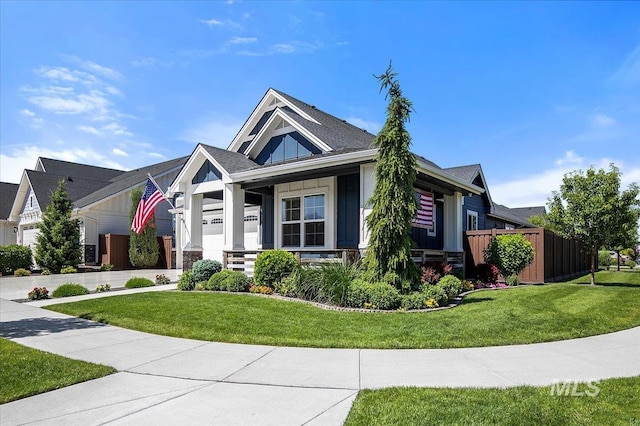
[28, 196, 33, 209]
[505, 223, 515, 230]
[256, 132, 321, 165]
[192, 160, 222, 184]
[467, 210, 478, 231]
[281, 194, 325, 247]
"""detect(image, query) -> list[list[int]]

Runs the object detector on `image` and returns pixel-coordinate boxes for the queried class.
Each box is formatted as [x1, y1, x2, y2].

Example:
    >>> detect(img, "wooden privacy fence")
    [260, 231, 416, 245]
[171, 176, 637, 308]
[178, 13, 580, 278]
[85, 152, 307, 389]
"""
[464, 228, 591, 283]
[99, 234, 172, 270]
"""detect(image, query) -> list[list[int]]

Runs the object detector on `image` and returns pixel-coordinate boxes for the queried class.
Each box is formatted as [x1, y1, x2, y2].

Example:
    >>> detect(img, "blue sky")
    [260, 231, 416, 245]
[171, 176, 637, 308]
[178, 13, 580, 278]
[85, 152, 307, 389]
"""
[1, 1, 639, 208]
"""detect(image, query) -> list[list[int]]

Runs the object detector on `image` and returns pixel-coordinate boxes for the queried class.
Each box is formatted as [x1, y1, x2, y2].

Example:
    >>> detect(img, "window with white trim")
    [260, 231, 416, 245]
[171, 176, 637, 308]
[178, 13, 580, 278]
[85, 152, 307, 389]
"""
[467, 210, 478, 231]
[281, 194, 325, 247]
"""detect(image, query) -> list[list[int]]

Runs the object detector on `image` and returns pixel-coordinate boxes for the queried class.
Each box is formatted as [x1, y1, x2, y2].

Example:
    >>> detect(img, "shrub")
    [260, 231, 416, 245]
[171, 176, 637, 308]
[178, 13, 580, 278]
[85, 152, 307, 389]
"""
[437, 275, 464, 299]
[60, 266, 78, 274]
[124, 277, 155, 289]
[420, 267, 440, 286]
[425, 298, 439, 308]
[626, 260, 637, 269]
[52, 283, 90, 298]
[274, 273, 300, 297]
[311, 262, 360, 305]
[177, 270, 195, 291]
[100, 263, 114, 271]
[483, 233, 535, 279]
[41, 269, 50, 275]
[27, 287, 49, 300]
[207, 270, 233, 290]
[475, 263, 501, 284]
[254, 249, 297, 288]
[194, 282, 206, 291]
[296, 267, 323, 301]
[422, 285, 448, 307]
[192, 259, 222, 283]
[155, 274, 170, 285]
[462, 280, 475, 292]
[598, 250, 613, 270]
[0, 244, 33, 274]
[249, 285, 273, 295]
[506, 274, 520, 286]
[96, 284, 111, 292]
[14, 268, 31, 277]
[401, 293, 428, 310]
[346, 279, 401, 310]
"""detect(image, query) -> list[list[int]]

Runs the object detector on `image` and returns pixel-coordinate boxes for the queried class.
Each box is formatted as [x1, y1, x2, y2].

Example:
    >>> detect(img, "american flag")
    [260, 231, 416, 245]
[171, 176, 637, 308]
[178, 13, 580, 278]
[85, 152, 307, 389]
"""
[131, 178, 166, 234]
[412, 191, 434, 229]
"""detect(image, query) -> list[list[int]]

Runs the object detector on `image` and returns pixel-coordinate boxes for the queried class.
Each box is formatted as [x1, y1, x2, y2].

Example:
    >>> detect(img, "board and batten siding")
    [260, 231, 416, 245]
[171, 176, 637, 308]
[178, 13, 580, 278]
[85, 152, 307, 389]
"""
[462, 194, 487, 230]
[337, 173, 359, 249]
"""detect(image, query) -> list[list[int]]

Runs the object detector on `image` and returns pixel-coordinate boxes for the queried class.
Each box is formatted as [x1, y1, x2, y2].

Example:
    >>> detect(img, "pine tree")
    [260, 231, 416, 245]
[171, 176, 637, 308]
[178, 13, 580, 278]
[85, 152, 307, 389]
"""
[129, 186, 159, 267]
[34, 179, 82, 273]
[364, 64, 419, 289]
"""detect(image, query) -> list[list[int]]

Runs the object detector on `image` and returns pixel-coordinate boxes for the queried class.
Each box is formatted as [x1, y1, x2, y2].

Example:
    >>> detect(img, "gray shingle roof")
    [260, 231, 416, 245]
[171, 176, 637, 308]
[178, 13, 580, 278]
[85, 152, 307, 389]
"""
[509, 206, 546, 222]
[74, 156, 189, 208]
[0, 182, 19, 219]
[39, 158, 125, 182]
[443, 164, 481, 183]
[490, 203, 536, 227]
[26, 170, 112, 210]
[201, 145, 259, 174]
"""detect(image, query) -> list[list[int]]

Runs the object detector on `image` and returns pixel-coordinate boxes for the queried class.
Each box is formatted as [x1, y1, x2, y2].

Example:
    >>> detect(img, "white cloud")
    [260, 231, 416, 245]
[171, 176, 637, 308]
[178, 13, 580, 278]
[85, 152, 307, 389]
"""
[180, 114, 244, 148]
[611, 42, 640, 85]
[77, 125, 103, 136]
[345, 117, 381, 134]
[20, 109, 35, 117]
[112, 148, 128, 157]
[63, 56, 122, 80]
[102, 122, 132, 137]
[148, 152, 166, 159]
[554, 150, 583, 166]
[200, 18, 223, 26]
[591, 113, 616, 128]
[227, 36, 257, 45]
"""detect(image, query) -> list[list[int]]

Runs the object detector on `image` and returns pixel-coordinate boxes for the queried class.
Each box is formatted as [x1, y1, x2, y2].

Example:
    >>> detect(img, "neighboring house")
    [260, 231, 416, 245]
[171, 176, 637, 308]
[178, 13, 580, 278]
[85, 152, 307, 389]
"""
[8, 156, 187, 265]
[0, 182, 19, 245]
[444, 164, 545, 230]
[168, 88, 484, 270]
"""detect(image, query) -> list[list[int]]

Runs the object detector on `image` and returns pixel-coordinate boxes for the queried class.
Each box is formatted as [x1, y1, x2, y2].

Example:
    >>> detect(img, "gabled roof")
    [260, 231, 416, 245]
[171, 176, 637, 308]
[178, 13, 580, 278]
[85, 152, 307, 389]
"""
[509, 206, 546, 222]
[26, 170, 112, 210]
[74, 156, 189, 208]
[201, 145, 258, 174]
[489, 203, 537, 228]
[37, 158, 125, 182]
[0, 182, 19, 219]
[443, 164, 482, 184]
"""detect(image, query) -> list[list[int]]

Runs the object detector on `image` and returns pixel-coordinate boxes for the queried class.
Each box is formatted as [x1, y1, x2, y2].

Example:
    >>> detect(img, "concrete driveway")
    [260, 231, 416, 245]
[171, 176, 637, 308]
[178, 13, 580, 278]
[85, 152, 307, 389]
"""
[1, 287, 639, 425]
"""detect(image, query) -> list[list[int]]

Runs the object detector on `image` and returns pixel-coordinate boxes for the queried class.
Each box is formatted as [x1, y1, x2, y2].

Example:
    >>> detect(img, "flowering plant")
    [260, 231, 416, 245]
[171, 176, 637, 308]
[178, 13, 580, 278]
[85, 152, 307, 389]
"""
[96, 284, 111, 292]
[155, 274, 170, 285]
[28, 287, 49, 300]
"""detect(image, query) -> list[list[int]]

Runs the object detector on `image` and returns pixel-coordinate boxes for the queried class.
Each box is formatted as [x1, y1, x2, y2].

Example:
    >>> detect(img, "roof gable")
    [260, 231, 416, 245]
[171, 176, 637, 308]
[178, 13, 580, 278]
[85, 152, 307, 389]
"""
[0, 182, 19, 219]
[26, 170, 113, 211]
[37, 158, 125, 182]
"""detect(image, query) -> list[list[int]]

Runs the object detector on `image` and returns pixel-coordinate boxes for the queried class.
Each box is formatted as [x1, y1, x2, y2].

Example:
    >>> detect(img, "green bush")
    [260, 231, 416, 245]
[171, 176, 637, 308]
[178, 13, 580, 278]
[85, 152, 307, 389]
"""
[254, 250, 297, 288]
[124, 277, 155, 289]
[206, 269, 233, 290]
[222, 271, 250, 292]
[192, 259, 222, 283]
[275, 273, 300, 297]
[14, 268, 31, 277]
[100, 263, 114, 271]
[41, 269, 50, 275]
[155, 274, 170, 285]
[484, 233, 535, 278]
[60, 266, 77, 274]
[96, 284, 111, 292]
[598, 250, 613, 270]
[422, 285, 448, 307]
[346, 279, 401, 310]
[296, 267, 323, 301]
[0, 244, 32, 274]
[52, 284, 90, 298]
[506, 274, 520, 286]
[177, 270, 195, 291]
[401, 293, 428, 310]
[626, 260, 637, 269]
[436, 275, 464, 298]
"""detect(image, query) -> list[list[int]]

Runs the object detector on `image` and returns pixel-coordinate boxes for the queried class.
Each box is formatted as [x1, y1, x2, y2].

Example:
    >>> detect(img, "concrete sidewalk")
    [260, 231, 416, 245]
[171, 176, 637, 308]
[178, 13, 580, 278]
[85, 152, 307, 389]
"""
[1, 298, 639, 425]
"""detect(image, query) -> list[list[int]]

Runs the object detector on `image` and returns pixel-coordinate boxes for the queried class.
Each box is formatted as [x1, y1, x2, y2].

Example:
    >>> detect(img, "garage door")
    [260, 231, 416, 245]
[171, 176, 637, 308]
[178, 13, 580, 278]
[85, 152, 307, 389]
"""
[22, 227, 39, 267]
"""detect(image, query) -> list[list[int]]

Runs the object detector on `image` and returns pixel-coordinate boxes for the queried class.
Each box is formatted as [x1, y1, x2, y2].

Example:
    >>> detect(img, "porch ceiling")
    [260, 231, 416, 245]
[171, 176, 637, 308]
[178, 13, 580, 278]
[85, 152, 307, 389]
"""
[240, 163, 362, 190]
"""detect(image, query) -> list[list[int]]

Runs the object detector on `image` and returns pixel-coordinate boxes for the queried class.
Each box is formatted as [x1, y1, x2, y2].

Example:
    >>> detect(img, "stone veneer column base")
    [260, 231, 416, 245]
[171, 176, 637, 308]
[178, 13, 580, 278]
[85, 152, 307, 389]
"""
[182, 250, 203, 270]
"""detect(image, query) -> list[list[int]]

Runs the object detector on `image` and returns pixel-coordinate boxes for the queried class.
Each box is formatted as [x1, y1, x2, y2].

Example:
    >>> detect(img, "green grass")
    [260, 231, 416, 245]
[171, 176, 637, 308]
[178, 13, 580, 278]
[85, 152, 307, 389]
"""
[0, 337, 115, 403]
[564, 269, 640, 286]
[345, 376, 640, 426]
[46, 283, 640, 349]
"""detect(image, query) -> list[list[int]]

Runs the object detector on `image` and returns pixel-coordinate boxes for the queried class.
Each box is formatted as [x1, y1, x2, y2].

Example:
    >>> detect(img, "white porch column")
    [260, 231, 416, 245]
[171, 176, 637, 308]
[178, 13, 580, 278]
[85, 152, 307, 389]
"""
[359, 163, 376, 249]
[175, 213, 183, 269]
[443, 191, 463, 252]
[189, 193, 203, 250]
[224, 183, 245, 251]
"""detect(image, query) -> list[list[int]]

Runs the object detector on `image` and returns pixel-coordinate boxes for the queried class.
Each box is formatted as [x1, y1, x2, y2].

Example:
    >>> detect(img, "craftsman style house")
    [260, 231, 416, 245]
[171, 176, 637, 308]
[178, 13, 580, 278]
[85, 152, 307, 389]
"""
[167, 88, 485, 269]
[7, 156, 187, 265]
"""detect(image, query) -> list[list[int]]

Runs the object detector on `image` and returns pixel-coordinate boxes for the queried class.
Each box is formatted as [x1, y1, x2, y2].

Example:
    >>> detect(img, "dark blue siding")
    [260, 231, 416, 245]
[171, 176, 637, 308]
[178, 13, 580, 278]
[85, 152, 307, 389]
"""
[337, 173, 359, 248]
[261, 194, 274, 249]
[411, 201, 443, 249]
[463, 194, 487, 230]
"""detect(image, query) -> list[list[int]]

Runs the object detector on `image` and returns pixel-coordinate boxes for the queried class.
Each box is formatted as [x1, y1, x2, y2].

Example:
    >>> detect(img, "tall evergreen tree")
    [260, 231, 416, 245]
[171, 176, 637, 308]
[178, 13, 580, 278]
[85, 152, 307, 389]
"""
[364, 64, 419, 288]
[35, 179, 82, 273]
[129, 186, 159, 267]
[546, 164, 639, 285]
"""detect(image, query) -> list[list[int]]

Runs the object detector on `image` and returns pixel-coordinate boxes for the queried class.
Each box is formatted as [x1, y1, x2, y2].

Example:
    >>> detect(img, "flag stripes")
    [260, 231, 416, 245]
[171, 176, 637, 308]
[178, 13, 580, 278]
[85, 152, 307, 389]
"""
[131, 178, 166, 234]
[412, 191, 434, 229]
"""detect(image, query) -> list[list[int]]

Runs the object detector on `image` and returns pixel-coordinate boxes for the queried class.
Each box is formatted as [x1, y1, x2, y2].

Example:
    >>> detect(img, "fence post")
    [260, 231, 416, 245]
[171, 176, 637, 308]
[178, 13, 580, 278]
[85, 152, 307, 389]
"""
[222, 251, 228, 270]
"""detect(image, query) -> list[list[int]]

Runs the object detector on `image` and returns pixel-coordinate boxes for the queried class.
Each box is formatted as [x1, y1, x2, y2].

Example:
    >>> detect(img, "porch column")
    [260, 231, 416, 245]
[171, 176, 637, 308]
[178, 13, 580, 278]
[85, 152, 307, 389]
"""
[175, 213, 183, 269]
[224, 183, 245, 251]
[443, 191, 463, 252]
[189, 193, 203, 250]
[359, 163, 376, 249]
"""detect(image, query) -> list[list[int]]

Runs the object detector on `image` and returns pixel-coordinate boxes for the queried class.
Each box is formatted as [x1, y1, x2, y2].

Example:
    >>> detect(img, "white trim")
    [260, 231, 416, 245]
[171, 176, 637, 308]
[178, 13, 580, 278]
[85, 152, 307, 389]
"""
[417, 158, 484, 196]
[467, 210, 479, 231]
[168, 145, 232, 195]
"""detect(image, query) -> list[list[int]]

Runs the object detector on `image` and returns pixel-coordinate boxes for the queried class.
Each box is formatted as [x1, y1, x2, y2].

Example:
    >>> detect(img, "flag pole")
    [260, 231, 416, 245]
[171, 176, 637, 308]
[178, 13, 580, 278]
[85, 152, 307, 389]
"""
[146, 173, 192, 242]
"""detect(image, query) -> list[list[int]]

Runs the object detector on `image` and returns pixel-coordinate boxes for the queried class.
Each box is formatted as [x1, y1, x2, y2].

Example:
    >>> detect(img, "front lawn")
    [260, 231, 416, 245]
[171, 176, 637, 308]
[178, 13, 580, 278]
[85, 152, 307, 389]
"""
[46, 284, 640, 349]
[564, 269, 640, 286]
[0, 337, 115, 403]
[345, 376, 640, 425]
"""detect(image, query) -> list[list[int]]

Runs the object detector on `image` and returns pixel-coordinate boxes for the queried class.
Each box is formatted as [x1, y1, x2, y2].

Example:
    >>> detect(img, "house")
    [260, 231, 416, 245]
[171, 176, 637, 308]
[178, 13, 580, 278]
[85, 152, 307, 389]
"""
[444, 164, 545, 230]
[0, 182, 19, 245]
[167, 88, 485, 270]
[7, 156, 187, 265]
